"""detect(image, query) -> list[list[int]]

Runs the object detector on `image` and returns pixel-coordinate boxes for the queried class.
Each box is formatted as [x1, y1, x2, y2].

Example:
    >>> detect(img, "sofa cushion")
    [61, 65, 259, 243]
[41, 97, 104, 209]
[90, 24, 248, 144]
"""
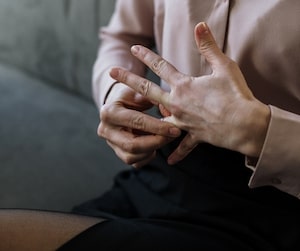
[0, 63, 127, 212]
[0, 0, 116, 100]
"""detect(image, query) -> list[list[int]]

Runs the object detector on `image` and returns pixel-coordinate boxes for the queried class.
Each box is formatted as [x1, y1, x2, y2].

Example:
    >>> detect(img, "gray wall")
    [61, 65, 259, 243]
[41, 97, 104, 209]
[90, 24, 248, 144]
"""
[0, 0, 115, 99]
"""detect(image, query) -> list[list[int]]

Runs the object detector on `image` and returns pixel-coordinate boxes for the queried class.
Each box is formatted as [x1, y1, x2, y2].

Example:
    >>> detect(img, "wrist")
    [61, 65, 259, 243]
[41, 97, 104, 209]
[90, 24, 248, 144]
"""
[239, 101, 271, 158]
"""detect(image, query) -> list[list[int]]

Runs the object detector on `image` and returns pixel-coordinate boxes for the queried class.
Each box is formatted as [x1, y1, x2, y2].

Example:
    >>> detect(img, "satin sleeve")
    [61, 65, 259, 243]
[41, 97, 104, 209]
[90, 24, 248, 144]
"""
[246, 105, 300, 199]
[92, 0, 155, 109]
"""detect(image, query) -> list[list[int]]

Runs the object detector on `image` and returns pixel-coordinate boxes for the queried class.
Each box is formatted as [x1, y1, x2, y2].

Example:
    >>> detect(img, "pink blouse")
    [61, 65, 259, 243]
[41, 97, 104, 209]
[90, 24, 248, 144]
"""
[92, 0, 300, 199]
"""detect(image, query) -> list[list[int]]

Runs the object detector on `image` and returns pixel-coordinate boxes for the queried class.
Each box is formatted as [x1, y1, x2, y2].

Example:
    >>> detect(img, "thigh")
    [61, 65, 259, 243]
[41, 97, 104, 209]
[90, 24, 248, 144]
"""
[0, 209, 104, 251]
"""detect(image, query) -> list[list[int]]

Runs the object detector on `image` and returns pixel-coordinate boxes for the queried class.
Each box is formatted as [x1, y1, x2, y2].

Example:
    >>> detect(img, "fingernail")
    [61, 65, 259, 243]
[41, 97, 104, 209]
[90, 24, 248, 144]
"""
[131, 45, 140, 55]
[169, 127, 181, 137]
[197, 22, 209, 35]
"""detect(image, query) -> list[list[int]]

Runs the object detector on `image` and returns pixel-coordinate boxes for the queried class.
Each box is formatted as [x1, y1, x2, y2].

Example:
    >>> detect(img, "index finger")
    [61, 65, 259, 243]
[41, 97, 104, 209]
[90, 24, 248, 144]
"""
[131, 45, 187, 86]
[109, 67, 170, 107]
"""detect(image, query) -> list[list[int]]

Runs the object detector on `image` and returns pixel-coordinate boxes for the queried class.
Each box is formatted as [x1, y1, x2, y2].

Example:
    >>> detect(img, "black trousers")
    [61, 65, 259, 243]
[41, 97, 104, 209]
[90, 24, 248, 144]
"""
[60, 143, 300, 250]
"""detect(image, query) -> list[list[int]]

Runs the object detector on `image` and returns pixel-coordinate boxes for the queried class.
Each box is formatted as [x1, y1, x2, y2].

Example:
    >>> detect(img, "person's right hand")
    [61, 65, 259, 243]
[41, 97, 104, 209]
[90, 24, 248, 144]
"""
[97, 82, 181, 168]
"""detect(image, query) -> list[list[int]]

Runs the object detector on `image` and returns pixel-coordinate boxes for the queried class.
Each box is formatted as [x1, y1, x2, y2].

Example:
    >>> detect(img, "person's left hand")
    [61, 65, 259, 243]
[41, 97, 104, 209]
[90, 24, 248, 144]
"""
[110, 22, 270, 165]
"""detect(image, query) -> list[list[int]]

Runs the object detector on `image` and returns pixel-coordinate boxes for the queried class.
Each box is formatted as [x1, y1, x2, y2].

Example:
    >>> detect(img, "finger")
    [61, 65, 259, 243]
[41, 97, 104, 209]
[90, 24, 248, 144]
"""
[167, 134, 198, 165]
[107, 140, 156, 167]
[110, 68, 170, 108]
[100, 103, 181, 137]
[194, 22, 229, 69]
[132, 151, 156, 169]
[101, 126, 174, 155]
[130, 45, 188, 86]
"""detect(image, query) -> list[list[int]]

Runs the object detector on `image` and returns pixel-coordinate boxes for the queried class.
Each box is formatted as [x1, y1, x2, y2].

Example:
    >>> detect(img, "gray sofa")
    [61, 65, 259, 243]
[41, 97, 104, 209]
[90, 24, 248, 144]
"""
[0, 0, 128, 213]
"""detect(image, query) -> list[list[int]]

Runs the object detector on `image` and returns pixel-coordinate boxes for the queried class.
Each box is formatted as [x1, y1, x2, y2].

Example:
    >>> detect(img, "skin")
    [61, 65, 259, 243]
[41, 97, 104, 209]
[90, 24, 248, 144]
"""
[109, 22, 271, 166]
[98, 73, 181, 168]
[0, 209, 103, 251]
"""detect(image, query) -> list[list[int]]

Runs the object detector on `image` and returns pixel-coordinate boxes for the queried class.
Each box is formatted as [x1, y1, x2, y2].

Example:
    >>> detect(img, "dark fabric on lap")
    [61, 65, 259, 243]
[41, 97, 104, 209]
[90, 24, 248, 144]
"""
[73, 142, 300, 250]
[58, 218, 272, 251]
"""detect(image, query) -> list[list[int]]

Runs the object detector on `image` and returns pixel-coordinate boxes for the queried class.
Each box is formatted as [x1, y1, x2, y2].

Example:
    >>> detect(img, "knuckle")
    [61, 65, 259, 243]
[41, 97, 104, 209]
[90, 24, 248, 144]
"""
[100, 104, 114, 121]
[156, 124, 168, 136]
[138, 79, 152, 96]
[150, 58, 167, 75]
[122, 141, 138, 153]
[181, 142, 194, 153]
[97, 123, 105, 137]
[215, 57, 237, 74]
[123, 154, 135, 165]
[176, 74, 190, 85]
[130, 115, 146, 131]
[181, 142, 191, 152]
[181, 136, 198, 153]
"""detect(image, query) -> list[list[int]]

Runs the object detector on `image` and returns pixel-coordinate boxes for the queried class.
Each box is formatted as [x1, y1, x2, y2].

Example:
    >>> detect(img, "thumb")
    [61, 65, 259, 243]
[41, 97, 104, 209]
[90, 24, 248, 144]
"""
[194, 22, 228, 69]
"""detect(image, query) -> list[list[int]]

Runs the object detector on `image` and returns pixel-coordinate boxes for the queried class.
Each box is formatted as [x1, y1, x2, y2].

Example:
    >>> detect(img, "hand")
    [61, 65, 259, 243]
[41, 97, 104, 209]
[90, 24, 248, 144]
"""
[110, 22, 270, 165]
[98, 82, 181, 168]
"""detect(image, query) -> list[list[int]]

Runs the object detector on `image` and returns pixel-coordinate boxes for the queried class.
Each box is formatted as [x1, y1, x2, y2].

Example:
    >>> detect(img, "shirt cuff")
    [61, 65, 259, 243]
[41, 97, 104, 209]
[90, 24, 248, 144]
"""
[246, 105, 300, 199]
[92, 66, 117, 110]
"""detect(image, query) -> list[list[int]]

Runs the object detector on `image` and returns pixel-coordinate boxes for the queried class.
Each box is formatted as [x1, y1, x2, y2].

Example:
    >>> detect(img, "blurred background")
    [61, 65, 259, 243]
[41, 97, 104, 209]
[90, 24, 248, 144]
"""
[0, 0, 128, 212]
